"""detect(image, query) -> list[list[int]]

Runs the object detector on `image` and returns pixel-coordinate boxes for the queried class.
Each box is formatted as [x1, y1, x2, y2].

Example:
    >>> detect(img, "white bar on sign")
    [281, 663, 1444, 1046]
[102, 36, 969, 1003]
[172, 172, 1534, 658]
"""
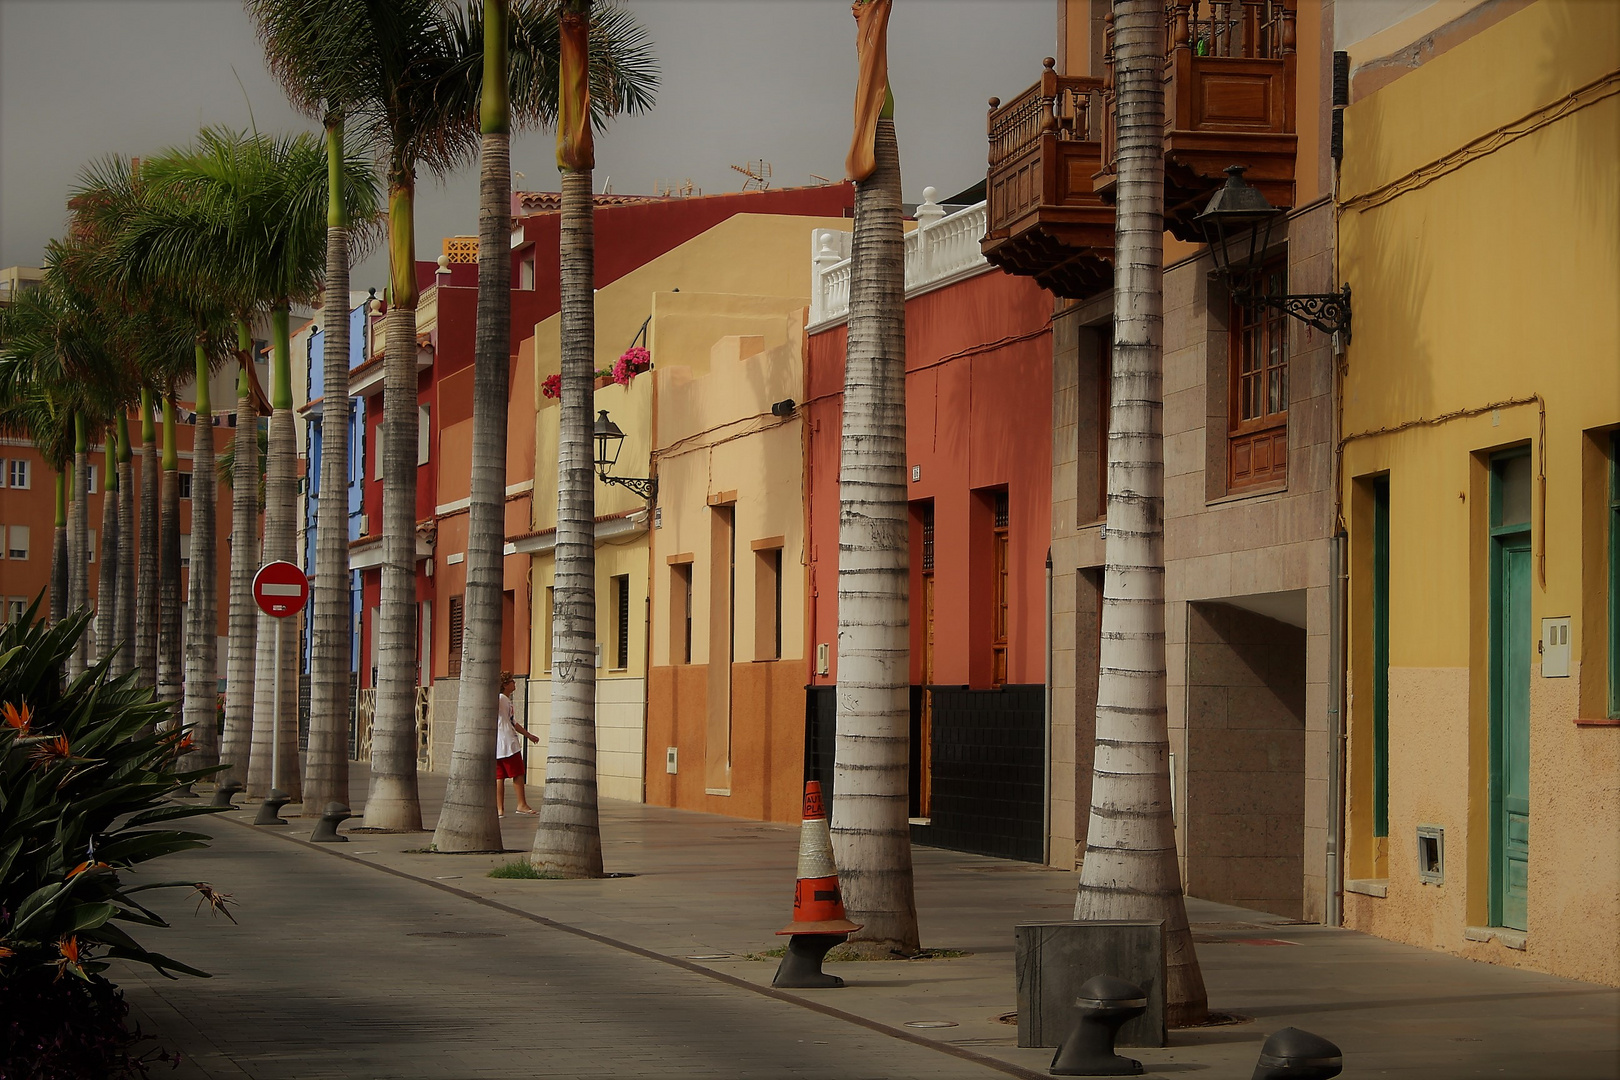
[261, 583, 304, 596]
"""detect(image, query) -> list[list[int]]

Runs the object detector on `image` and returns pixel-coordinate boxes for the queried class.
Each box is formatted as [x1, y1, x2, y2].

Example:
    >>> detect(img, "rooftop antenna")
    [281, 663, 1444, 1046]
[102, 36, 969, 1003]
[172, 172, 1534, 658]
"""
[655, 179, 696, 197]
[730, 159, 772, 191]
[809, 174, 832, 185]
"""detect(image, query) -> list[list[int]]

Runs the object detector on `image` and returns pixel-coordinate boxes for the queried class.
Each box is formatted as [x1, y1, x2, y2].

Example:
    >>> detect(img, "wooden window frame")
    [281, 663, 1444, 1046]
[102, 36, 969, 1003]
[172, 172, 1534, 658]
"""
[1227, 260, 1290, 492]
[612, 574, 630, 670]
[447, 593, 464, 678]
[992, 489, 1010, 688]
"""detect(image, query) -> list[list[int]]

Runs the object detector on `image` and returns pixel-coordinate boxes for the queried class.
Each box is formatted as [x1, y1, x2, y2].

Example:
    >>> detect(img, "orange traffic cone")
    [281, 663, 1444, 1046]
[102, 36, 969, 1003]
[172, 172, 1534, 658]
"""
[772, 781, 861, 988]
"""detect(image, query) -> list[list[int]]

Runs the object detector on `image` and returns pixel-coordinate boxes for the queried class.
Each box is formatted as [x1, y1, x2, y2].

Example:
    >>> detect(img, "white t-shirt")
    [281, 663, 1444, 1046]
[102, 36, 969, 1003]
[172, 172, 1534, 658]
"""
[495, 693, 521, 759]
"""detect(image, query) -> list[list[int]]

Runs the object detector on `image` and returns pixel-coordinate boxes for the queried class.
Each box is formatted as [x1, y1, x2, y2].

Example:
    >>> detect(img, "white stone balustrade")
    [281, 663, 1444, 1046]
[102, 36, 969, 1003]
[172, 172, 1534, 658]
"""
[808, 186, 991, 332]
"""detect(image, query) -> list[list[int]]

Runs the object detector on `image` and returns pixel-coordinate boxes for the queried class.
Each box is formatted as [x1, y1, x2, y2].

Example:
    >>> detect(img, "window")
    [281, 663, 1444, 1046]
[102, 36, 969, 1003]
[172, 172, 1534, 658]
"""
[6, 525, 28, 561]
[754, 546, 783, 661]
[520, 253, 536, 291]
[179, 532, 189, 570]
[992, 489, 1010, 687]
[418, 405, 431, 466]
[1228, 261, 1289, 491]
[447, 593, 464, 677]
[5, 598, 26, 623]
[1610, 434, 1619, 718]
[373, 422, 385, 479]
[670, 562, 693, 664]
[177, 471, 193, 500]
[86, 465, 97, 494]
[86, 530, 96, 564]
[0, 460, 6, 488]
[8, 459, 29, 489]
[542, 586, 555, 672]
[612, 575, 631, 670]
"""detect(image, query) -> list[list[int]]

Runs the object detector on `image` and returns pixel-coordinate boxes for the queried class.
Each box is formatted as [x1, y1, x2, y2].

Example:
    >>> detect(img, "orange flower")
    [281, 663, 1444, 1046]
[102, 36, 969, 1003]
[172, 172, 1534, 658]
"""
[67, 860, 109, 879]
[0, 945, 14, 961]
[28, 734, 71, 766]
[58, 937, 80, 964]
[176, 734, 195, 754]
[2, 702, 30, 734]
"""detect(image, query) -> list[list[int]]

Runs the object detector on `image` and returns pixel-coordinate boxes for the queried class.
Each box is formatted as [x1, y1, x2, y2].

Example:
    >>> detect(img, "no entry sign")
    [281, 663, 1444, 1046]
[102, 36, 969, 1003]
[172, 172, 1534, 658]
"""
[253, 561, 309, 618]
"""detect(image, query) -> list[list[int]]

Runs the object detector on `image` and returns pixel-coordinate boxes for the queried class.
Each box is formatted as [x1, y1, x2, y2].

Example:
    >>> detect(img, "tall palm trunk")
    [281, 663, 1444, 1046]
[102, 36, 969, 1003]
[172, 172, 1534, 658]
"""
[365, 169, 424, 831]
[134, 388, 160, 689]
[157, 392, 184, 724]
[533, 0, 602, 877]
[115, 414, 136, 677]
[50, 471, 68, 626]
[222, 327, 259, 784]
[436, 0, 511, 853]
[830, 102, 918, 955]
[248, 306, 302, 800]
[67, 413, 90, 677]
[1072, 0, 1207, 1025]
[183, 342, 220, 765]
[95, 438, 118, 665]
[306, 114, 354, 814]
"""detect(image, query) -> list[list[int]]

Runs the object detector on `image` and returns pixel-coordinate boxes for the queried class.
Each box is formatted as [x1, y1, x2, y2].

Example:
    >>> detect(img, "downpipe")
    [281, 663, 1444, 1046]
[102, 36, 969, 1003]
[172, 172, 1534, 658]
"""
[1326, 532, 1347, 927]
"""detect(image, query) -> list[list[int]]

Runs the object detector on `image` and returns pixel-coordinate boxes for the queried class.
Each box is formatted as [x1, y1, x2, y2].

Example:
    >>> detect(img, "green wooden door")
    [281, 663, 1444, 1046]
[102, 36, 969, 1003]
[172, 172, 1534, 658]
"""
[1493, 539, 1531, 930]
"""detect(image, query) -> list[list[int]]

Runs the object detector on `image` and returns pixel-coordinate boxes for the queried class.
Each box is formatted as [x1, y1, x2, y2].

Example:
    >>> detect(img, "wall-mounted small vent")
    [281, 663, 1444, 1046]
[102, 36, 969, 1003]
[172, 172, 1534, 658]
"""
[816, 642, 830, 676]
[1417, 825, 1444, 885]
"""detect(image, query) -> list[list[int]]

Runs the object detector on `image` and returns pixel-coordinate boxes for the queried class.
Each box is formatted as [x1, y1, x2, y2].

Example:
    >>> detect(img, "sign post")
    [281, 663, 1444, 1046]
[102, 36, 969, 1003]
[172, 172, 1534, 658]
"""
[252, 561, 310, 822]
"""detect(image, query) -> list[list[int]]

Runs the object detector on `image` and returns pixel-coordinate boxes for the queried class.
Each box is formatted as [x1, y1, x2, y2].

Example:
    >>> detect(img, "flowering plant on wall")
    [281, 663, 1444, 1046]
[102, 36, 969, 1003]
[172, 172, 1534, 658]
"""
[609, 346, 652, 386]
[541, 373, 562, 399]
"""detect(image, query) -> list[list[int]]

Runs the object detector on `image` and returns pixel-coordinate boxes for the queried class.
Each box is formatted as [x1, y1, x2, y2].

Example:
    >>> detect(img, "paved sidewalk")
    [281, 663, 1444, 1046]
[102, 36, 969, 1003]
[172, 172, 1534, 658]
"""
[116, 768, 1620, 1079]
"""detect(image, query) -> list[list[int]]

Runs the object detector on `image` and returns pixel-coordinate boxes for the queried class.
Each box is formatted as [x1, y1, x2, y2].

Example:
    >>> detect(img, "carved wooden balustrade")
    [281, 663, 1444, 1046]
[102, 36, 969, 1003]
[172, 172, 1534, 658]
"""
[980, 58, 1115, 300]
[1096, 0, 1299, 239]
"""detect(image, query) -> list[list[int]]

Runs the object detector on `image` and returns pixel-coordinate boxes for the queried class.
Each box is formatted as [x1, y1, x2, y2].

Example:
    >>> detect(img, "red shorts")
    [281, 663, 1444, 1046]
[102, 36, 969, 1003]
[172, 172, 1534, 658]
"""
[495, 753, 525, 780]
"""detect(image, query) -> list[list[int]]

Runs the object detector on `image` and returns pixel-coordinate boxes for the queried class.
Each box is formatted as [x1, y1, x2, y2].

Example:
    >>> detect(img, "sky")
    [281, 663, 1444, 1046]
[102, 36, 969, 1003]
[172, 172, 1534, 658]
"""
[0, 0, 1057, 288]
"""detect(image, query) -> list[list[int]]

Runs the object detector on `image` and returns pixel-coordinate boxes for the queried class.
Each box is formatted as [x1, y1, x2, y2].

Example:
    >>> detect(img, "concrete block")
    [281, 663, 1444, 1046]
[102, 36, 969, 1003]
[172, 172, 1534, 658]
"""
[1015, 920, 1167, 1049]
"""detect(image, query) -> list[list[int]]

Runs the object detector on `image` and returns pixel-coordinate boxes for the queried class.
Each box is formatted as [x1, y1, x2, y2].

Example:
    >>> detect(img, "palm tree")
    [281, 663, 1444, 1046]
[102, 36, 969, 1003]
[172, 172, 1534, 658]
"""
[94, 437, 119, 665]
[114, 413, 136, 677]
[1071, 0, 1207, 1025]
[251, 0, 655, 832]
[221, 329, 261, 784]
[825, 0, 920, 958]
[134, 387, 159, 688]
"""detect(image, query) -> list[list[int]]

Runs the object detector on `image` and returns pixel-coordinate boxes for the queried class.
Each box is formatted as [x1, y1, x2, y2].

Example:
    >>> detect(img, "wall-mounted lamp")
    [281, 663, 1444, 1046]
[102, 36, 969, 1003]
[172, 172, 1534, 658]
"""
[770, 398, 797, 418]
[1195, 166, 1352, 338]
[593, 409, 656, 499]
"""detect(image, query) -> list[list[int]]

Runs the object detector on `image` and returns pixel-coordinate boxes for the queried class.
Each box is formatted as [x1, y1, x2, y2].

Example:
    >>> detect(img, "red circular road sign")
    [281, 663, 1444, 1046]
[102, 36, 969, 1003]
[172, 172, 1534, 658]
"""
[253, 561, 310, 618]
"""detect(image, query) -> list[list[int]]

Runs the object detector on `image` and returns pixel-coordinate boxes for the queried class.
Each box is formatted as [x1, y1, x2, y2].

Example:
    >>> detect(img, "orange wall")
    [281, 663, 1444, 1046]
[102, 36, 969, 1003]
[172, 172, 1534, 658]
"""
[805, 269, 1054, 689]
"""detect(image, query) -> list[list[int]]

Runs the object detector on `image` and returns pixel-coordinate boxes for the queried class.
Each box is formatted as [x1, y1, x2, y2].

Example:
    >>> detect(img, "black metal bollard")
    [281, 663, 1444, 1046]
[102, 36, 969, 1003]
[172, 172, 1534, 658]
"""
[1251, 1027, 1343, 1080]
[309, 802, 353, 843]
[211, 780, 245, 808]
[253, 788, 292, 826]
[1050, 975, 1147, 1076]
[772, 933, 848, 989]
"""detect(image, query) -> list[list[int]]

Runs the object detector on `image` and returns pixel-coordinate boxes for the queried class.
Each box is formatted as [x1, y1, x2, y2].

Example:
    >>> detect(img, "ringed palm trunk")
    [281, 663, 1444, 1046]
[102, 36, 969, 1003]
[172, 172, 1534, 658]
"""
[436, 0, 511, 853]
[829, 110, 918, 957]
[1071, 0, 1207, 1025]
[134, 388, 160, 688]
[67, 413, 90, 677]
[183, 342, 220, 765]
[157, 392, 184, 724]
[306, 115, 354, 814]
[532, 0, 603, 877]
[50, 471, 68, 626]
[95, 438, 118, 666]
[115, 414, 136, 677]
[364, 168, 424, 831]
[248, 306, 302, 801]
[221, 331, 259, 784]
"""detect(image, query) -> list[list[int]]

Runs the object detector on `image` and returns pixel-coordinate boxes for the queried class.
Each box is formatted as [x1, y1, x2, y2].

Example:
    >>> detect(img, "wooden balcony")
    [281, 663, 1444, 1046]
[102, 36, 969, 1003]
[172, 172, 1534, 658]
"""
[1096, 0, 1298, 240]
[981, 59, 1115, 300]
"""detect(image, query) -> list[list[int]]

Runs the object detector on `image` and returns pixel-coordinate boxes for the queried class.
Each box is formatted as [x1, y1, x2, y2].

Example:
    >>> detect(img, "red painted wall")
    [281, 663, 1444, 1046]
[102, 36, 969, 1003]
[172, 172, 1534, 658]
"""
[805, 269, 1053, 689]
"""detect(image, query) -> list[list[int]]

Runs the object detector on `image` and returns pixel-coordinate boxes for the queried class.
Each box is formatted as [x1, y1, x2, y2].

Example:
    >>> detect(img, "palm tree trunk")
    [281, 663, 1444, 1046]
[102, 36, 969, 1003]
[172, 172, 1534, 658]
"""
[183, 343, 220, 765]
[115, 414, 136, 677]
[829, 108, 919, 956]
[95, 438, 118, 666]
[50, 471, 68, 626]
[365, 170, 424, 831]
[222, 331, 259, 785]
[135, 388, 160, 689]
[1072, 0, 1207, 1026]
[248, 306, 302, 801]
[532, 0, 602, 877]
[435, 0, 511, 853]
[157, 392, 184, 725]
[67, 413, 90, 677]
[306, 115, 354, 814]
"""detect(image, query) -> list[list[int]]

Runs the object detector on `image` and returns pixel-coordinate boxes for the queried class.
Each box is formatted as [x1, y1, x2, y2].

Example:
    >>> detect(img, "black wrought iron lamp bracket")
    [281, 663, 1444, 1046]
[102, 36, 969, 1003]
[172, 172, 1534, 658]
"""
[598, 471, 657, 500]
[1232, 279, 1353, 338]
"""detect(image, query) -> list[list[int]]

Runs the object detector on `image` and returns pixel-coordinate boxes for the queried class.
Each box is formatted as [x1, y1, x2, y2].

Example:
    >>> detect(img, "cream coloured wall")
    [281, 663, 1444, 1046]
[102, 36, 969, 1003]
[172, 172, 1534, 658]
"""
[1339, 0, 1620, 984]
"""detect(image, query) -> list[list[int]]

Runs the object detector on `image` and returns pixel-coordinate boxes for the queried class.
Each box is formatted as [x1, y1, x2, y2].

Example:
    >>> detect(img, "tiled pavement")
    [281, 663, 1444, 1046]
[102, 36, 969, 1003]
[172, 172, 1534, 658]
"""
[114, 768, 1620, 1079]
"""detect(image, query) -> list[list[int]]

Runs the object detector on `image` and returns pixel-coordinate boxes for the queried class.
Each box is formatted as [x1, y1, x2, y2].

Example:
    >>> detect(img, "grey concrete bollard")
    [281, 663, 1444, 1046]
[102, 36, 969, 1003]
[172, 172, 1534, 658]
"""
[309, 802, 353, 843]
[211, 780, 245, 808]
[253, 788, 292, 825]
[772, 933, 848, 989]
[1049, 975, 1148, 1076]
[1251, 1027, 1343, 1080]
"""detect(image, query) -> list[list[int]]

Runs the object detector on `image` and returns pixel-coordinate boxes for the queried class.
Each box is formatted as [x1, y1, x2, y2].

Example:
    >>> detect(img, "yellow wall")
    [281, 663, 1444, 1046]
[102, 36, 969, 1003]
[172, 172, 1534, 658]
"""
[1339, 0, 1619, 984]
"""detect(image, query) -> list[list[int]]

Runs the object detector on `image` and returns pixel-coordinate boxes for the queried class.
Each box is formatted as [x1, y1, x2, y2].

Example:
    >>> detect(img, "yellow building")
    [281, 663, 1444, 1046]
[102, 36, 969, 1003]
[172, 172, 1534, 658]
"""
[519, 211, 851, 804]
[1338, 0, 1619, 984]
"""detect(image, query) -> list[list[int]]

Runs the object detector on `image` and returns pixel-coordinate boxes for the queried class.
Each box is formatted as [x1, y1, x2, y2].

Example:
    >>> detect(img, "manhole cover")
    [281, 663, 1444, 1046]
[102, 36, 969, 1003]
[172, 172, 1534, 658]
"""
[904, 1020, 959, 1029]
[407, 931, 505, 939]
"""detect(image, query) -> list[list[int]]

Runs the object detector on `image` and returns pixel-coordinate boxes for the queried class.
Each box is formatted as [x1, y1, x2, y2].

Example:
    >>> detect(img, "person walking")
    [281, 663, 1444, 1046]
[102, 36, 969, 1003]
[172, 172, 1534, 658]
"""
[496, 672, 539, 817]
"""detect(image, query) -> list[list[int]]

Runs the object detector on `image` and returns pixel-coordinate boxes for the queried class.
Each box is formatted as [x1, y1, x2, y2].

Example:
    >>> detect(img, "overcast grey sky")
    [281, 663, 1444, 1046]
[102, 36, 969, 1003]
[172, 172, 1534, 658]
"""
[1, 0, 1055, 287]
